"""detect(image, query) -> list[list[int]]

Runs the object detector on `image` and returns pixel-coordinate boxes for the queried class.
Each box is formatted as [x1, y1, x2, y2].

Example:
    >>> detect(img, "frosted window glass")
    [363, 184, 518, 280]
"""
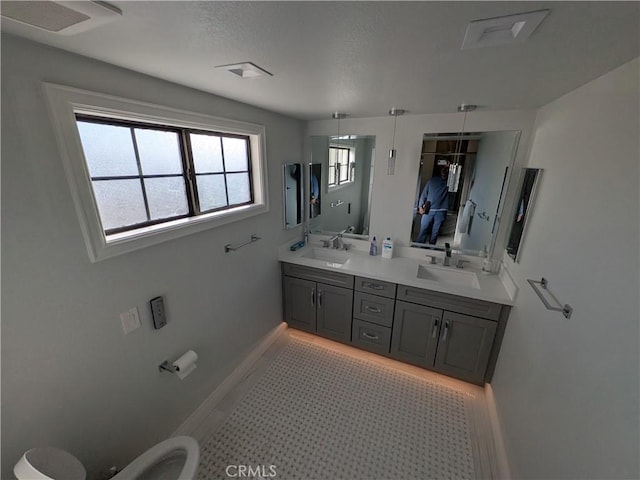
[135, 128, 182, 175]
[145, 177, 188, 220]
[77, 121, 138, 177]
[190, 133, 223, 173]
[91, 179, 147, 230]
[222, 137, 249, 171]
[197, 175, 227, 211]
[227, 173, 251, 205]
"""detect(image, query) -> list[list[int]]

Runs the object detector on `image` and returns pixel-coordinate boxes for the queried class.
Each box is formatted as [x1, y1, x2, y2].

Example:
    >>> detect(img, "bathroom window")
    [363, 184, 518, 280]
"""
[45, 83, 268, 262]
[328, 146, 355, 188]
[75, 116, 253, 235]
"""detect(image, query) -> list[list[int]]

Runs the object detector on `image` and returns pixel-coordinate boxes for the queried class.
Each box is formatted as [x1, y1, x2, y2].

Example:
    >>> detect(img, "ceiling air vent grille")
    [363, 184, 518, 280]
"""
[462, 9, 550, 49]
[1, 1, 121, 35]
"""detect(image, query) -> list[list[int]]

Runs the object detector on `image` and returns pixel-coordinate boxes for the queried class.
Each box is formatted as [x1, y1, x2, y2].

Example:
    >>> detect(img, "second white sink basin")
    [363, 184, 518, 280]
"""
[417, 264, 480, 290]
[302, 248, 350, 266]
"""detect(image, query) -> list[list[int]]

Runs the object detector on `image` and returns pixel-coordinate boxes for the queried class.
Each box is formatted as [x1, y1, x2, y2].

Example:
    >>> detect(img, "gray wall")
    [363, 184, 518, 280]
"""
[493, 58, 639, 479]
[1, 35, 303, 479]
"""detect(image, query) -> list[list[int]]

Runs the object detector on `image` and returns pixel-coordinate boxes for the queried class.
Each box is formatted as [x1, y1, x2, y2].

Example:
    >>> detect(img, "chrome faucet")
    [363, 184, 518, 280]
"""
[325, 230, 348, 250]
[443, 243, 452, 266]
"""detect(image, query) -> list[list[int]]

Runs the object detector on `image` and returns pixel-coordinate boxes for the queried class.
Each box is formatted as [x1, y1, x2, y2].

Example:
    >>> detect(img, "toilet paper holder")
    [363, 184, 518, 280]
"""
[158, 361, 178, 373]
[158, 350, 198, 380]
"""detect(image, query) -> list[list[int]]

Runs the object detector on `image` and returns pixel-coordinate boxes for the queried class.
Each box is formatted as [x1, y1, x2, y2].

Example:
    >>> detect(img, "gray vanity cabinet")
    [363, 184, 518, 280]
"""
[282, 262, 509, 385]
[433, 311, 497, 384]
[282, 264, 354, 343]
[390, 301, 442, 368]
[315, 283, 353, 343]
[283, 276, 317, 332]
[391, 285, 503, 385]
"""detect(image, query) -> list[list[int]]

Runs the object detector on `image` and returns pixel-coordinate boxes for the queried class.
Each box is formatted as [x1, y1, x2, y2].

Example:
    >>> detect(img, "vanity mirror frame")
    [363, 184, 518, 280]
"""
[307, 134, 376, 240]
[506, 167, 542, 262]
[410, 130, 521, 257]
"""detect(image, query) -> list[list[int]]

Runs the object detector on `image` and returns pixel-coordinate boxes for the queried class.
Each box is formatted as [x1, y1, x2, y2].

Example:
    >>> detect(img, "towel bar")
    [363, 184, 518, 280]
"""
[527, 277, 573, 319]
[224, 234, 261, 253]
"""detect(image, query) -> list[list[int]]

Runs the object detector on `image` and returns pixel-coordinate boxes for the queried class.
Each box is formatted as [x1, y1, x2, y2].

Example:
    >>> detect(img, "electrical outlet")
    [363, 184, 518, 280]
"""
[150, 296, 167, 329]
[120, 307, 141, 335]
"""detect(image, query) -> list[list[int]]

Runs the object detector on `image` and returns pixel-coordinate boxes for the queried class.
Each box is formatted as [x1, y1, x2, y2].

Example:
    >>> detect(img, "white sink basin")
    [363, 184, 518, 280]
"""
[302, 248, 350, 266]
[417, 264, 480, 290]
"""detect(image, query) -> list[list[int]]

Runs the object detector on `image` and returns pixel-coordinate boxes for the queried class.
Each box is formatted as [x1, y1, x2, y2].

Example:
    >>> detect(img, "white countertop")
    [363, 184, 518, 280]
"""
[279, 239, 517, 306]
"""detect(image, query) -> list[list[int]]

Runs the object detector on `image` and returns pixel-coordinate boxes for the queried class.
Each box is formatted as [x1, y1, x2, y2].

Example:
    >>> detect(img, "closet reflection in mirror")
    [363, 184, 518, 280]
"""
[309, 135, 375, 238]
[410, 131, 520, 253]
[283, 163, 303, 229]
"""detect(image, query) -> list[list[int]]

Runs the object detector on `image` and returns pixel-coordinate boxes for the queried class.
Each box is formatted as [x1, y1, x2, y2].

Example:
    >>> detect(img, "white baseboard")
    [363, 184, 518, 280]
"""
[172, 322, 288, 437]
[484, 384, 512, 479]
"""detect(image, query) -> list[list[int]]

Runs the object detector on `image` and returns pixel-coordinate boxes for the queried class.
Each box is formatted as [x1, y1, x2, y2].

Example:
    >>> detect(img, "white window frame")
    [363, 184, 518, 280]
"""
[44, 83, 269, 262]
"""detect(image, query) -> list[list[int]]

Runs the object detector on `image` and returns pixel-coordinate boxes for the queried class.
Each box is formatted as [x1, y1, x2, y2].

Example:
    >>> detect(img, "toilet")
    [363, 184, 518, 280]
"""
[14, 436, 199, 480]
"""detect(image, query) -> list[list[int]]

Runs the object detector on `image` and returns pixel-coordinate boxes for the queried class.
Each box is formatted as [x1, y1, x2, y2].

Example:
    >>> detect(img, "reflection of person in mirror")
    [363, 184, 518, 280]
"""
[310, 172, 320, 218]
[417, 166, 449, 244]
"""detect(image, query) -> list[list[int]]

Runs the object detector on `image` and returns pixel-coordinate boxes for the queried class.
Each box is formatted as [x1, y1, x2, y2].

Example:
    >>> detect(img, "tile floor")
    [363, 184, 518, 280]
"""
[190, 329, 497, 479]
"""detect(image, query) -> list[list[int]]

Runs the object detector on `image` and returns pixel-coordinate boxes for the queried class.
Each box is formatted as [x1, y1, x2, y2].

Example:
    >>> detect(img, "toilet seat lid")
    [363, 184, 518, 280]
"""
[14, 447, 86, 480]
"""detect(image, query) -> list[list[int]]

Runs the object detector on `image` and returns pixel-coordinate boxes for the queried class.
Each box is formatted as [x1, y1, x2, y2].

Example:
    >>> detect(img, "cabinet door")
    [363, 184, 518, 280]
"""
[434, 311, 497, 385]
[283, 276, 316, 333]
[390, 301, 442, 368]
[316, 283, 353, 343]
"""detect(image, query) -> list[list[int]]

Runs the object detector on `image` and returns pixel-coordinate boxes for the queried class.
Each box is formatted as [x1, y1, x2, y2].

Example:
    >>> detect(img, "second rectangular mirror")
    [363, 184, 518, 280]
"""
[411, 131, 520, 255]
[309, 135, 375, 239]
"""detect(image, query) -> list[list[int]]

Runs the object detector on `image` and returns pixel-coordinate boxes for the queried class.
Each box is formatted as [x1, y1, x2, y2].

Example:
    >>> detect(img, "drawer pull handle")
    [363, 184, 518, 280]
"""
[431, 319, 440, 339]
[442, 320, 450, 342]
[364, 282, 385, 290]
[362, 332, 380, 341]
[365, 305, 382, 313]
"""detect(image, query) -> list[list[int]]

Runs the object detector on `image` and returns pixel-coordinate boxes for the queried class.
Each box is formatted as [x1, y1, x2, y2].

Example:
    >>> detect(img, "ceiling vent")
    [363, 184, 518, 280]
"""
[215, 62, 273, 79]
[1, 1, 122, 35]
[462, 9, 550, 50]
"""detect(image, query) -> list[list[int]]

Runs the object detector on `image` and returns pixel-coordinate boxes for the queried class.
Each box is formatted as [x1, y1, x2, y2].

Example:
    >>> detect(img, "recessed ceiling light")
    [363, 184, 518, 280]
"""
[215, 62, 273, 79]
[462, 9, 550, 50]
[0, 1, 121, 35]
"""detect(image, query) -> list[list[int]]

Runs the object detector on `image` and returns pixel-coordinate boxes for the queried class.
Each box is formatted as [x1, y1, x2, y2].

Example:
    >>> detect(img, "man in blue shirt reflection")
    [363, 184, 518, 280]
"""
[417, 166, 449, 244]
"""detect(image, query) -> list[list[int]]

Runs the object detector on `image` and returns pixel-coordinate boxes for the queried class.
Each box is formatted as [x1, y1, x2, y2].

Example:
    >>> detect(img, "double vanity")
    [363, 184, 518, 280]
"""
[279, 242, 515, 385]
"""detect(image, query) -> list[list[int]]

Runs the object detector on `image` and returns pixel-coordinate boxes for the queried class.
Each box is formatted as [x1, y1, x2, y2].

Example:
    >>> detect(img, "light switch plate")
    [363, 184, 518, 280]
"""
[120, 307, 141, 335]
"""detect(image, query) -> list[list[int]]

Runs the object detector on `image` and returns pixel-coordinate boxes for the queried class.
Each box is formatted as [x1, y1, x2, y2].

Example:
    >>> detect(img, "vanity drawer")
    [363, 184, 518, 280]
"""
[282, 263, 354, 289]
[355, 276, 397, 299]
[351, 319, 392, 355]
[396, 285, 502, 321]
[353, 291, 395, 327]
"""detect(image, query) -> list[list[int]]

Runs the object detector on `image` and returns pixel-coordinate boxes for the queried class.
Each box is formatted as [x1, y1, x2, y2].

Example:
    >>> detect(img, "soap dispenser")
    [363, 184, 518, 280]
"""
[382, 237, 394, 259]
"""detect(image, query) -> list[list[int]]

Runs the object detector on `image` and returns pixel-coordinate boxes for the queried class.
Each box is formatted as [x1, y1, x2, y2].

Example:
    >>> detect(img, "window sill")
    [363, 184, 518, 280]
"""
[95, 203, 268, 261]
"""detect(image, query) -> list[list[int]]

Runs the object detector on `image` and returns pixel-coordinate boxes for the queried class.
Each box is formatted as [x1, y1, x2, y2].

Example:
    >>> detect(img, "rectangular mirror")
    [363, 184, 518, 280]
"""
[283, 163, 303, 229]
[309, 135, 375, 238]
[410, 131, 520, 255]
[506, 168, 542, 262]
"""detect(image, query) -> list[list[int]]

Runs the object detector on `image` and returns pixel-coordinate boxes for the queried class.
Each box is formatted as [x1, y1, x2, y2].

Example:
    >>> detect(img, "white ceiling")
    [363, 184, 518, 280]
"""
[2, 1, 639, 120]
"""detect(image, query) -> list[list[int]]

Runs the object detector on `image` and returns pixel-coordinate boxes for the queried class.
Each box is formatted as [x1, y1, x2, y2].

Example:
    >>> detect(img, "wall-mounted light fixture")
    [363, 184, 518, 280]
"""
[388, 108, 405, 175]
[448, 104, 476, 191]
